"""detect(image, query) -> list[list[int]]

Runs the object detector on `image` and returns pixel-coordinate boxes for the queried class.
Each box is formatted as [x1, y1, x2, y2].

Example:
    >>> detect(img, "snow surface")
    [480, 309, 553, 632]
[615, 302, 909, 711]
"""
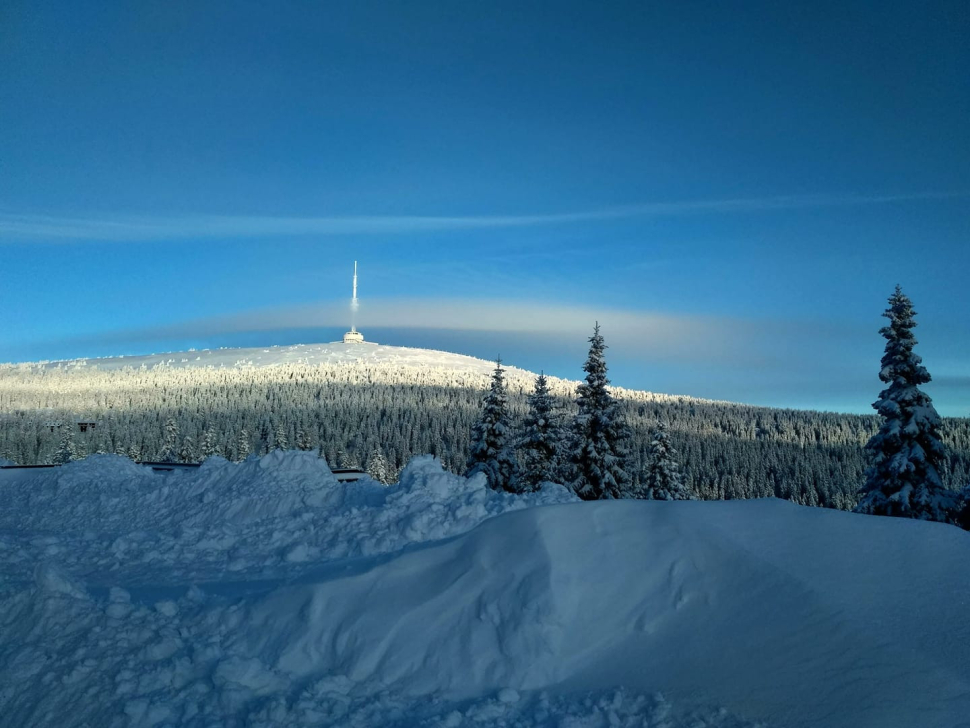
[20, 340, 726, 407]
[0, 452, 573, 588]
[2, 452, 969, 727]
[38, 342, 526, 376]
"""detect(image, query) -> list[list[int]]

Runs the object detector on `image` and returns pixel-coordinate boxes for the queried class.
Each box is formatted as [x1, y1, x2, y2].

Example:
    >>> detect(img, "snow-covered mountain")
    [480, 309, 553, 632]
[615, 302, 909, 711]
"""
[5, 341, 970, 507]
[49, 341, 536, 379]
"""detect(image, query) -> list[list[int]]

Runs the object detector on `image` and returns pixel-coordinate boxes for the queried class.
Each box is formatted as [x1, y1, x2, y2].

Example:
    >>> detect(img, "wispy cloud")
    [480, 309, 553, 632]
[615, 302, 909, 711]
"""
[2, 190, 966, 243]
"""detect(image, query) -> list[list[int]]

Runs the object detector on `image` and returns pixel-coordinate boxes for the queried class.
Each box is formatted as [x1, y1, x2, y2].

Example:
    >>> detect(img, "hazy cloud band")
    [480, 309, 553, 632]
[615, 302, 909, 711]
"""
[41, 297, 827, 370]
[2, 191, 967, 242]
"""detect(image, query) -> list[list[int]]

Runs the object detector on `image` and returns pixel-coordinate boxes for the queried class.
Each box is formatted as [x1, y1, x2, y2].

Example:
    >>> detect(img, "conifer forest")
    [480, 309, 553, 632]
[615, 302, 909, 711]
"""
[2, 352, 968, 511]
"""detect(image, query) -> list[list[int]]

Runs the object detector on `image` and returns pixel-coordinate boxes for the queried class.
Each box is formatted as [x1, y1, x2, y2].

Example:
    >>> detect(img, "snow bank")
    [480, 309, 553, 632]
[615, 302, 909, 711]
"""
[2, 452, 969, 727]
[233, 499, 970, 728]
[0, 452, 575, 587]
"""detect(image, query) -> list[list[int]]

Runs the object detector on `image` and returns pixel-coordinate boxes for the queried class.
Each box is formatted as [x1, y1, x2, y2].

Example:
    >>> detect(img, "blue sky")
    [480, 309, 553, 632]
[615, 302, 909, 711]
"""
[1, 1, 968, 414]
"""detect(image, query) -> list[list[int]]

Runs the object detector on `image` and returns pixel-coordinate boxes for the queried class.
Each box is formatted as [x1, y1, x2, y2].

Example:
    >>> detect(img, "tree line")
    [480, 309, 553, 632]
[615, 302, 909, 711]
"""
[466, 324, 691, 501]
[0, 288, 968, 515]
[464, 287, 970, 530]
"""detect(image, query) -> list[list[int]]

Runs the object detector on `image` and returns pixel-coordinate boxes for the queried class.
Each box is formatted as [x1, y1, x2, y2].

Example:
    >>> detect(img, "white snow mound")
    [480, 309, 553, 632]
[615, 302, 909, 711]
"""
[1, 452, 969, 727]
[0, 453, 574, 587]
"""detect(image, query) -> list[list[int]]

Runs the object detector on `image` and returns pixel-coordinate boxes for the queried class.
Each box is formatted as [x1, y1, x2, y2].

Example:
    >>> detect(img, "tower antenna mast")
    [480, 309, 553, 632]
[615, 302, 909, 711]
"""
[343, 261, 365, 344]
[352, 260, 358, 308]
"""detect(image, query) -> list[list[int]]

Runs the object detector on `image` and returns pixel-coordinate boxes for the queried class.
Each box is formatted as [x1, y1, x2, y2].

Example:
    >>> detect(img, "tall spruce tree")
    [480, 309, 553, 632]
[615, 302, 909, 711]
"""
[570, 324, 632, 499]
[52, 427, 81, 465]
[337, 448, 360, 469]
[160, 418, 179, 461]
[235, 429, 250, 462]
[854, 286, 958, 522]
[641, 422, 693, 500]
[200, 427, 218, 459]
[273, 422, 289, 451]
[466, 359, 518, 491]
[366, 447, 392, 485]
[516, 372, 564, 490]
[295, 423, 313, 451]
[178, 435, 197, 464]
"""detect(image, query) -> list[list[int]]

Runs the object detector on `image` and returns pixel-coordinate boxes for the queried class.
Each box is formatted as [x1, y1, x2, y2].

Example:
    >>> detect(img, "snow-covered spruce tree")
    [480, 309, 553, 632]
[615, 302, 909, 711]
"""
[52, 427, 82, 465]
[178, 435, 197, 464]
[159, 418, 179, 461]
[200, 427, 218, 459]
[366, 447, 391, 485]
[465, 359, 518, 491]
[295, 423, 313, 451]
[569, 324, 632, 500]
[516, 372, 564, 490]
[336, 448, 360, 469]
[234, 429, 250, 462]
[273, 422, 288, 451]
[854, 286, 958, 522]
[641, 422, 693, 500]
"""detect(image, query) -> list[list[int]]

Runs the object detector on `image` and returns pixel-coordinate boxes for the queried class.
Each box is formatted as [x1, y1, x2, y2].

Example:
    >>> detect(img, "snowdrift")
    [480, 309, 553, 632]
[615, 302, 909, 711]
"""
[2, 452, 969, 727]
[0, 453, 574, 587]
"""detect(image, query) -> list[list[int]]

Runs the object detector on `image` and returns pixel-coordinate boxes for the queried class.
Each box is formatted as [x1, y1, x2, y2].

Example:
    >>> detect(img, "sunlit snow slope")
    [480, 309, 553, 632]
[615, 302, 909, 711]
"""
[49, 342, 526, 376]
[2, 453, 969, 727]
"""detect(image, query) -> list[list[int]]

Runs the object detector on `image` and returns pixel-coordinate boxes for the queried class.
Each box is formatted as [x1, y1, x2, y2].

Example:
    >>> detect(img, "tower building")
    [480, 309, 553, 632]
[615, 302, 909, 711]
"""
[343, 261, 365, 344]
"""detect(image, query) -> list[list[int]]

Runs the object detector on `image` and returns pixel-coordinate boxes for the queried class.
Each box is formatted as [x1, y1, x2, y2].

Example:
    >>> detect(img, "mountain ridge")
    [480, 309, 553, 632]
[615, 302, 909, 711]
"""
[16, 341, 738, 408]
